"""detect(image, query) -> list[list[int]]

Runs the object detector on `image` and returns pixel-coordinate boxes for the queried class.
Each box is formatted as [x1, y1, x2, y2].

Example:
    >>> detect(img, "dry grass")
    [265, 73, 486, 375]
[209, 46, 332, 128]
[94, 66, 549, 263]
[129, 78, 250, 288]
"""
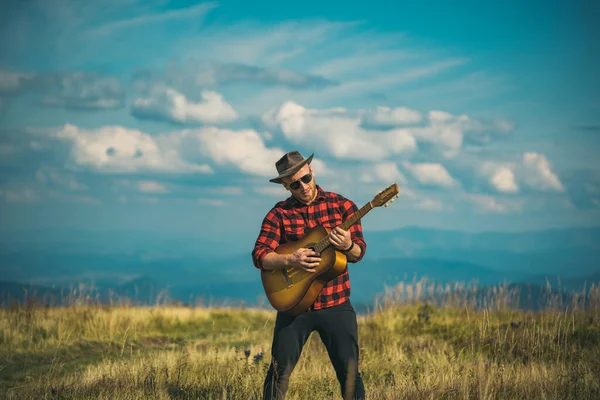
[1, 280, 600, 399]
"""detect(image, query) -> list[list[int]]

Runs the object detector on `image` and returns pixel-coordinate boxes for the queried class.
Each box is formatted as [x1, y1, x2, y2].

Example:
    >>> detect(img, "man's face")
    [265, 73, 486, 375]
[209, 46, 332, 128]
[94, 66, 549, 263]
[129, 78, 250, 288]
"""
[282, 164, 316, 203]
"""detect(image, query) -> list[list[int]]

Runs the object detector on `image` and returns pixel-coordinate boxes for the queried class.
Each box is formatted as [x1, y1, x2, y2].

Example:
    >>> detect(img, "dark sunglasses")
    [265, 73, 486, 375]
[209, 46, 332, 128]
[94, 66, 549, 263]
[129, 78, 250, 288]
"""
[289, 173, 313, 190]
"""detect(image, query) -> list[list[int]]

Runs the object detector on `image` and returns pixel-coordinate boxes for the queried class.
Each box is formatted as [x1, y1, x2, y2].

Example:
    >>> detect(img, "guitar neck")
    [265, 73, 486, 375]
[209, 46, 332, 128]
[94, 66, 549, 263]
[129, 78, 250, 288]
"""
[314, 202, 374, 253]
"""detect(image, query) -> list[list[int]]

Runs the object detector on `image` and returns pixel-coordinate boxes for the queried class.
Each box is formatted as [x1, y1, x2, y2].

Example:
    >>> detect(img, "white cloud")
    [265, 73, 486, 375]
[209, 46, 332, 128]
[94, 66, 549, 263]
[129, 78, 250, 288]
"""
[1, 188, 35, 203]
[262, 101, 512, 161]
[253, 186, 289, 197]
[143, 61, 338, 92]
[54, 124, 212, 174]
[0, 70, 125, 110]
[361, 106, 422, 127]
[36, 166, 88, 191]
[206, 186, 244, 196]
[316, 59, 468, 101]
[481, 161, 519, 193]
[181, 20, 358, 67]
[429, 110, 455, 123]
[29, 141, 44, 151]
[396, 187, 444, 211]
[490, 168, 518, 193]
[406, 111, 514, 158]
[190, 127, 287, 176]
[0, 70, 32, 93]
[310, 49, 416, 78]
[466, 194, 523, 214]
[359, 162, 407, 184]
[40, 72, 125, 110]
[416, 197, 444, 211]
[47, 124, 316, 180]
[521, 152, 564, 192]
[198, 198, 226, 207]
[262, 101, 417, 160]
[87, 2, 218, 36]
[137, 180, 168, 194]
[403, 162, 456, 188]
[132, 87, 237, 125]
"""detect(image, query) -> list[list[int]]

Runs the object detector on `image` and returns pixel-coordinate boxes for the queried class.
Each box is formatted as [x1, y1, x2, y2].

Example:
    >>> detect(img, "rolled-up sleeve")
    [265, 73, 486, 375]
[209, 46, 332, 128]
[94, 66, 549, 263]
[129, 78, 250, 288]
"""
[341, 199, 367, 263]
[251, 209, 282, 270]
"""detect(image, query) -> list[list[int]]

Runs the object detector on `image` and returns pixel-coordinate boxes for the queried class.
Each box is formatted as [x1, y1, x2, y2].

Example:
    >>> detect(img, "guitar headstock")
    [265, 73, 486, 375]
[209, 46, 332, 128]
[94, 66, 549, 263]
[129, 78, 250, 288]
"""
[372, 183, 400, 208]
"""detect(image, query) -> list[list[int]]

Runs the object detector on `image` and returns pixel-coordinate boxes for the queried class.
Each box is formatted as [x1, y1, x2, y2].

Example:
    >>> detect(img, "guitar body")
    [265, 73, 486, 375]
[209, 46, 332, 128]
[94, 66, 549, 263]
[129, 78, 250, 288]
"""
[261, 225, 348, 316]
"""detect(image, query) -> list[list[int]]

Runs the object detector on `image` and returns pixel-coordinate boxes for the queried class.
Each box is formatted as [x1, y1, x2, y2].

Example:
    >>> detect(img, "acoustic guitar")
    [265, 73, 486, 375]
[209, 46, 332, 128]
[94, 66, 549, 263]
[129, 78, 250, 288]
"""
[261, 183, 400, 315]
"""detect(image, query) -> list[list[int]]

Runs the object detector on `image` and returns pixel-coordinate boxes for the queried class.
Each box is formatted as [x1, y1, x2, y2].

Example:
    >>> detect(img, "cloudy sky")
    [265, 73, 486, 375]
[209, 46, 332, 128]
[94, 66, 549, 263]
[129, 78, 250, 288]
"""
[0, 0, 599, 249]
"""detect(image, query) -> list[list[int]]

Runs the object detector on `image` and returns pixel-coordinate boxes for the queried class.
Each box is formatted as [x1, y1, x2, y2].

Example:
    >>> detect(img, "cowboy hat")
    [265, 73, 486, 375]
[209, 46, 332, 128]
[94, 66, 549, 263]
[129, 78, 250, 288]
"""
[269, 151, 314, 183]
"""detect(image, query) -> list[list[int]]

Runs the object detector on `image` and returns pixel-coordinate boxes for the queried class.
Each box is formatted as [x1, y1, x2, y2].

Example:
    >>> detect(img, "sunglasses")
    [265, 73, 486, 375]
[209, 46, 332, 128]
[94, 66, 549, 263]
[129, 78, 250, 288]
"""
[288, 173, 313, 190]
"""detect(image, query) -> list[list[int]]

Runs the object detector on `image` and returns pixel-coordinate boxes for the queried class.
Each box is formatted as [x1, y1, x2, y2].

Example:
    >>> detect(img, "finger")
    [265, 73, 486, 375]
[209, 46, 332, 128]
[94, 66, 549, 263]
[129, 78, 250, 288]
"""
[303, 263, 318, 270]
[304, 257, 321, 264]
[336, 229, 347, 238]
[305, 257, 321, 263]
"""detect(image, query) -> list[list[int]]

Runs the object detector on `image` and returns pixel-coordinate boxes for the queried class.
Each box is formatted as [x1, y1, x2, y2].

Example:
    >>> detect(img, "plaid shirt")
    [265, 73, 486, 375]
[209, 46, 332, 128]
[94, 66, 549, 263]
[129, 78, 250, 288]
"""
[252, 185, 367, 311]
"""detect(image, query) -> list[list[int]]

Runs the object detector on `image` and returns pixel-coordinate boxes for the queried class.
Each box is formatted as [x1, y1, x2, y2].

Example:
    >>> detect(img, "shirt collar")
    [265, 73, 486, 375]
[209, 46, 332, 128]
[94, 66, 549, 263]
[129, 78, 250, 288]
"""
[287, 185, 326, 207]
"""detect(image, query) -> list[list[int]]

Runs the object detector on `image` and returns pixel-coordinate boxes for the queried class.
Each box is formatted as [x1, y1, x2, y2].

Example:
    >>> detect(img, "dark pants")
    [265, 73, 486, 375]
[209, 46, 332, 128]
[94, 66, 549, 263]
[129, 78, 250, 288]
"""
[263, 299, 365, 400]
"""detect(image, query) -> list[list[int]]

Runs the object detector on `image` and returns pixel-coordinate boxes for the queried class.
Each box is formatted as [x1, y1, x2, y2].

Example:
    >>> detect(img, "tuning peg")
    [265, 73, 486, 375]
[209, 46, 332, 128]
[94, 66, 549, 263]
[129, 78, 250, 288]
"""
[384, 203, 388, 207]
[391, 198, 395, 202]
[396, 194, 399, 198]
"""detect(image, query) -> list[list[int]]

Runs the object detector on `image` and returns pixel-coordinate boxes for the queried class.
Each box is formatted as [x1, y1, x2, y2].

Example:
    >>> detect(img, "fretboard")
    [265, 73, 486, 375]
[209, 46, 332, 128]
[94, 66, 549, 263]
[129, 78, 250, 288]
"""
[313, 202, 373, 253]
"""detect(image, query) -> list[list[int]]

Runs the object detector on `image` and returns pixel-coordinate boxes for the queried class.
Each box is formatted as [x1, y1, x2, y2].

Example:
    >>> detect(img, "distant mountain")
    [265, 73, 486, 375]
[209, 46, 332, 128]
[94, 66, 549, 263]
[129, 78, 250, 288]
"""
[365, 226, 600, 253]
[363, 226, 600, 276]
[3, 266, 598, 313]
[419, 282, 578, 312]
[0, 277, 169, 306]
[348, 256, 530, 303]
[1, 225, 598, 309]
[0, 281, 64, 305]
[526, 272, 600, 292]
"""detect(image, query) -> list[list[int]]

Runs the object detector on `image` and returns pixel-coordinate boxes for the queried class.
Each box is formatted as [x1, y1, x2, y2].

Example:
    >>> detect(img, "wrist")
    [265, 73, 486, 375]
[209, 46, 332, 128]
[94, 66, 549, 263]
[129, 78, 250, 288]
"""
[342, 241, 355, 253]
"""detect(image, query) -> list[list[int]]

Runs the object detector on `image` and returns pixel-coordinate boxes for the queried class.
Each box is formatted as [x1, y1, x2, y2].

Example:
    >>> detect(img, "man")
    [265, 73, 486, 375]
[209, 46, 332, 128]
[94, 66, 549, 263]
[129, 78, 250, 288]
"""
[252, 150, 367, 400]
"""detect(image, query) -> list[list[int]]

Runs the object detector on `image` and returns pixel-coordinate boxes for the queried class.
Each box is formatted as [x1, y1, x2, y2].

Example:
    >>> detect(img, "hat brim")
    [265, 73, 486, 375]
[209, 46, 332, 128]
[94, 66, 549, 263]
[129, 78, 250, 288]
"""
[269, 154, 313, 183]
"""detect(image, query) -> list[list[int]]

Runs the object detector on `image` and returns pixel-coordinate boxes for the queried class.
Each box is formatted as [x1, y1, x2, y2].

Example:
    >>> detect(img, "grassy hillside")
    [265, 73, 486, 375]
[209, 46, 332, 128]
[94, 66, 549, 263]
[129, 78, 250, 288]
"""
[1, 281, 600, 399]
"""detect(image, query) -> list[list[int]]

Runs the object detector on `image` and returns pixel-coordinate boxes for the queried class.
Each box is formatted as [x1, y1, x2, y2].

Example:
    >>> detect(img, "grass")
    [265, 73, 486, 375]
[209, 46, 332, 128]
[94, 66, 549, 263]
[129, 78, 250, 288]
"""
[1, 279, 600, 399]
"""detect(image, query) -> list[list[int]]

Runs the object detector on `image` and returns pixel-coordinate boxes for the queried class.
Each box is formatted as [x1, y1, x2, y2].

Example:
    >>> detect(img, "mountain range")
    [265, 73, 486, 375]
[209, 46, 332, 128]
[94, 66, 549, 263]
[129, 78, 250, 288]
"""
[1, 226, 599, 312]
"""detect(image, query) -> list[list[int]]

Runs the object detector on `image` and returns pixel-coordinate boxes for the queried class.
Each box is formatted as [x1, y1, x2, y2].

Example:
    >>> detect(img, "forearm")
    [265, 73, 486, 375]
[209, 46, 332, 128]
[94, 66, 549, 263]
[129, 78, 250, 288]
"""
[261, 252, 290, 271]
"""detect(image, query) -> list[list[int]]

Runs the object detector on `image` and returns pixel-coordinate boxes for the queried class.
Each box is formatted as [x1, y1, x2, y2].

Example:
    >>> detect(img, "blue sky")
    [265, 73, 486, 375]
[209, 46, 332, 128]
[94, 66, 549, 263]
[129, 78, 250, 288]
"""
[0, 0, 599, 253]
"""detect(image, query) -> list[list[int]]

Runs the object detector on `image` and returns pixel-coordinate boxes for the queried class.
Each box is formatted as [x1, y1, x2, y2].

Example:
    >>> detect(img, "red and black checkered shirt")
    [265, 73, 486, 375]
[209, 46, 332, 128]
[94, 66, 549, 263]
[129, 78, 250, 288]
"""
[252, 185, 367, 311]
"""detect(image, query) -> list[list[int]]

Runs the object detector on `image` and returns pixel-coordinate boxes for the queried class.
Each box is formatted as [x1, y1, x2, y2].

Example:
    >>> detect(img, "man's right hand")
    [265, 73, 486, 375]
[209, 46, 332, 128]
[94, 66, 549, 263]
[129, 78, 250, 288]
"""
[287, 248, 321, 273]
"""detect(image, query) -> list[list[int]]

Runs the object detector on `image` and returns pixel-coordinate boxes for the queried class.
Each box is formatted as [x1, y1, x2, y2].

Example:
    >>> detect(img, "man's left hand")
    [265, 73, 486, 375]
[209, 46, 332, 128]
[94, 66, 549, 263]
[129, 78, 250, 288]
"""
[329, 226, 352, 251]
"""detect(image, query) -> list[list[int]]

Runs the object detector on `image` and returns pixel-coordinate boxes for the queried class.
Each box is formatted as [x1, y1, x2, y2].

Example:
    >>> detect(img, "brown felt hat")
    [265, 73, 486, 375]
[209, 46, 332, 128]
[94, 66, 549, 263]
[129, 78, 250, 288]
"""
[269, 151, 314, 183]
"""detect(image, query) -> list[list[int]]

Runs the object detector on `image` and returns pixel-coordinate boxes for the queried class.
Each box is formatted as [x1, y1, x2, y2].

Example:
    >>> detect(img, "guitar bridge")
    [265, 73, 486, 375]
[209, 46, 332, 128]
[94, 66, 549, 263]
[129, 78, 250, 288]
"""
[281, 268, 293, 286]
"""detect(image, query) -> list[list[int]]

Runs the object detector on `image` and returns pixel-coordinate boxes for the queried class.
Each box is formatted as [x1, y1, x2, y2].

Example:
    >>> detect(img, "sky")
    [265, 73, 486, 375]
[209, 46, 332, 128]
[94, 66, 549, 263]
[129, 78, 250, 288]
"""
[0, 0, 599, 253]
